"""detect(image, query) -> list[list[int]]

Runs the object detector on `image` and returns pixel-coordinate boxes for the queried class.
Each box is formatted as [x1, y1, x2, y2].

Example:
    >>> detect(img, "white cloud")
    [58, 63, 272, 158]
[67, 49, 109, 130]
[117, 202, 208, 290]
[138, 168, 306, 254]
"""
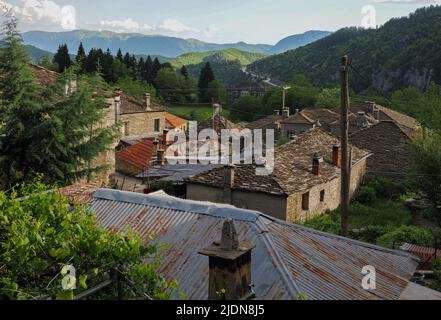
[97, 17, 218, 40]
[1, 0, 76, 30]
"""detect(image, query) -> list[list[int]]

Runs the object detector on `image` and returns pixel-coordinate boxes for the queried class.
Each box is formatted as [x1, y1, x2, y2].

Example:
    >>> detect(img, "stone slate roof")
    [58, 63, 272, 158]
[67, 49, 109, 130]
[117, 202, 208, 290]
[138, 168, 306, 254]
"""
[119, 93, 164, 114]
[198, 114, 243, 135]
[30, 64, 60, 86]
[349, 121, 414, 179]
[187, 128, 371, 195]
[246, 114, 283, 130]
[281, 108, 340, 125]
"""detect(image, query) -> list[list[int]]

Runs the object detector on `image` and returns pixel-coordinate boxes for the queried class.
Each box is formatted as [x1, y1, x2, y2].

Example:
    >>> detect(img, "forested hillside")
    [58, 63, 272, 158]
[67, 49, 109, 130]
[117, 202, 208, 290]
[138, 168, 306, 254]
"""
[249, 6, 441, 92]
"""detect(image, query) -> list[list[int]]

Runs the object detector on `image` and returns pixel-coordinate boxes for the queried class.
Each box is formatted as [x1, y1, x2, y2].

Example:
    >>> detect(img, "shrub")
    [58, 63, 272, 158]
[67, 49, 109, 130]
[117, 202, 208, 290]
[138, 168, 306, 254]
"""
[364, 177, 409, 200]
[349, 225, 392, 244]
[377, 226, 433, 248]
[303, 214, 340, 235]
[356, 186, 377, 205]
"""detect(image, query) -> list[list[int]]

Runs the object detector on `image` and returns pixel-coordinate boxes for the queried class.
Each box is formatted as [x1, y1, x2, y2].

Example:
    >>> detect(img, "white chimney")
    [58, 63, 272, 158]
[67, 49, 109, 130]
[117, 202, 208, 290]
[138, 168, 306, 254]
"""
[144, 93, 152, 111]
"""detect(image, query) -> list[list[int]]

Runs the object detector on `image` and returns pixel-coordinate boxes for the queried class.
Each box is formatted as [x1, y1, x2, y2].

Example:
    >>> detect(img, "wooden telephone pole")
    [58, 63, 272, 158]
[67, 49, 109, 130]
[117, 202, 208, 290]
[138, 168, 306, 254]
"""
[340, 55, 350, 237]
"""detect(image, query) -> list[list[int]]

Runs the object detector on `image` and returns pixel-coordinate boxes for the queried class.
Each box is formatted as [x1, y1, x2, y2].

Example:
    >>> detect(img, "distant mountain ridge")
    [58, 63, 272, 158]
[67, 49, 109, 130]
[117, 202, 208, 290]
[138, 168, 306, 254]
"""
[269, 30, 331, 54]
[249, 6, 441, 92]
[21, 29, 331, 58]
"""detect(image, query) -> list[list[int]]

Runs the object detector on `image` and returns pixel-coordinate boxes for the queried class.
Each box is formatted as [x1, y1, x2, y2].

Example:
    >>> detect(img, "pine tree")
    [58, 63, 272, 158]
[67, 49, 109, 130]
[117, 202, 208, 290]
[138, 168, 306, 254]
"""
[152, 57, 162, 85]
[53, 43, 72, 73]
[198, 62, 215, 102]
[145, 55, 154, 84]
[0, 14, 118, 188]
[76, 42, 86, 63]
[180, 65, 189, 80]
[116, 48, 123, 61]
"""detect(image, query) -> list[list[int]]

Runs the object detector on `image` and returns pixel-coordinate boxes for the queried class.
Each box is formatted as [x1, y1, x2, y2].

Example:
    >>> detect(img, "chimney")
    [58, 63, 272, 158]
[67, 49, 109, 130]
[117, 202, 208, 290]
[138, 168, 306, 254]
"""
[144, 92, 151, 111]
[162, 129, 169, 148]
[199, 220, 256, 300]
[295, 109, 300, 115]
[332, 144, 341, 168]
[282, 108, 290, 119]
[114, 94, 121, 124]
[153, 138, 159, 160]
[223, 165, 235, 205]
[157, 149, 165, 165]
[312, 153, 323, 176]
[274, 110, 280, 116]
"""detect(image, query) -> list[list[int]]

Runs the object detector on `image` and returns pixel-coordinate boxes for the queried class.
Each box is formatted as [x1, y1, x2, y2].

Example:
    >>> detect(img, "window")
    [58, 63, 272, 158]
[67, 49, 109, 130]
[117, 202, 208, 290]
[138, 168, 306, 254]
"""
[320, 190, 325, 202]
[302, 192, 310, 211]
[154, 119, 160, 132]
[124, 122, 129, 136]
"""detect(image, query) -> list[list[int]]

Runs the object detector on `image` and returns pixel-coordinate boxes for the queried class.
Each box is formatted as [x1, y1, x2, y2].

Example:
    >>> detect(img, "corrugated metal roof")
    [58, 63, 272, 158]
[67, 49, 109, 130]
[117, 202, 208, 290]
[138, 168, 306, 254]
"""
[91, 188, 421, 300]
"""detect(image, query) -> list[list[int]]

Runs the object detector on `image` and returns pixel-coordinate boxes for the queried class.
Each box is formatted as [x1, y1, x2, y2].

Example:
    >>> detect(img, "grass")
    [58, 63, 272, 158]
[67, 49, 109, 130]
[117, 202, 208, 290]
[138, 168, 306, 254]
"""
[166, 104, 231, 122]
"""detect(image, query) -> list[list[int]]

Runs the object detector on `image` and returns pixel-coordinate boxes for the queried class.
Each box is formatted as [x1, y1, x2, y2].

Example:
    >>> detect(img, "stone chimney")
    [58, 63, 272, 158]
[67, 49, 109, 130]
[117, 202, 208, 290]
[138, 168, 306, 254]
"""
[157, 149, 165, 165]
[223, 165, 235, 205]
[144, 92, 152, 111]
[162, 129, 169, 148]
[199, 220, 256, 300]
[282, 108, 290, 119]
[114, 94, 121, 125]
[295, 109, 300, 115]
[274, 110, 280, 116]
[312, 153, 323, 176]
[153, 139, 159, 161]
[332, 144, 341, 168]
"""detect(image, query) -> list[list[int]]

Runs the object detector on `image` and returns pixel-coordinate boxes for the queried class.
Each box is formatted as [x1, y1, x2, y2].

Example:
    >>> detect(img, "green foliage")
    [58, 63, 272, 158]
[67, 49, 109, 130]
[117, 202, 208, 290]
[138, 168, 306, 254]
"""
[53, 44, 72, 73]
[377, 226, 433, 248]
[155, 67, 196, 104]
[249, 6, 441, 92]
[0, 179, 179, 300]
[229, 96, 264, 122]
[348, 201, 412, 229]
[431, 258, 441, 292]
[303, 213, 341, 235]
[263, 75, 320, 114]
[0, 16, 120, 188]
[198, 62, 215, 103]
[410, 135, 441, 207]
[315, 87, 341, 109]
[170, 48, 266, 69]
[362, 176, 410, 201]
[37, 54, 58, 72]
[115, 76, 157, 102]
[206, 80, 227, 105]
[356, 186, 377, 206]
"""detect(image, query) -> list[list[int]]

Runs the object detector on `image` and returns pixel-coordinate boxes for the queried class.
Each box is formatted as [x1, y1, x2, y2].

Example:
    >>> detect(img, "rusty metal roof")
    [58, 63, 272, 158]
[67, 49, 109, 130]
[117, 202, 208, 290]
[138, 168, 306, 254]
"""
[91, 188, 421, 300]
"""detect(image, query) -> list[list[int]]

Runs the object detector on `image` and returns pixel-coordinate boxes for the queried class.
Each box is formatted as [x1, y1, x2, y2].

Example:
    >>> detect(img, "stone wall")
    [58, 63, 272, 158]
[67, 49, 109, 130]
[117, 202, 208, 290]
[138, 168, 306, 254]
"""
[186, 184, 288, 220]
[286, 158, 367, 223]
[120, 112, 166, 137]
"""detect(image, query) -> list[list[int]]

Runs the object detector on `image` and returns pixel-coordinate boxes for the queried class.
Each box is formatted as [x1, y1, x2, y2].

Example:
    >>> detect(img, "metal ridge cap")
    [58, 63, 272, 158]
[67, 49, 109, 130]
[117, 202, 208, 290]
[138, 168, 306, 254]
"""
[93, 188, 260, 222]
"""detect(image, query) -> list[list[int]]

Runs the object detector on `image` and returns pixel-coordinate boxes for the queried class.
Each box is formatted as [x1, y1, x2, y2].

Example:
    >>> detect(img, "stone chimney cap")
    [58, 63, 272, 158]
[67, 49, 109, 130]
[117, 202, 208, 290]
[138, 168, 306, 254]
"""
[220, 219, 239, 251]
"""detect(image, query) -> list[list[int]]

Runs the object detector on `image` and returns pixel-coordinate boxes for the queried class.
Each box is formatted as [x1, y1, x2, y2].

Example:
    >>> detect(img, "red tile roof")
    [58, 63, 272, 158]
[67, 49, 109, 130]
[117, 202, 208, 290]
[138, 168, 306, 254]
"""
[400, 243, 441, 264]
[165, 112, 188, 129]
[115, 139, 154, 170]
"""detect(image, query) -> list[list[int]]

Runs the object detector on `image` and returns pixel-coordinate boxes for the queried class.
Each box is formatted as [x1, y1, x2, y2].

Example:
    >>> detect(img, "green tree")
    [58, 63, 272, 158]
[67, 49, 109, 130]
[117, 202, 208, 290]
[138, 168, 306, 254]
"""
[76, 42, 86, 64]
[116, 48, 123, 61]
[154, 68, 186, 104]
[0, 16, 119, 188]
[198, 62, 215, 102]
[180, 65, 189, 80]
[0, 179, 180, 300]
[410, 134, 441, 208]
[315, 87, 341, 109]
[206, 80, 227, 105]
[230, 96, 264, 122]
[53, 43, 72, 73]
[37, 54, 58, 72]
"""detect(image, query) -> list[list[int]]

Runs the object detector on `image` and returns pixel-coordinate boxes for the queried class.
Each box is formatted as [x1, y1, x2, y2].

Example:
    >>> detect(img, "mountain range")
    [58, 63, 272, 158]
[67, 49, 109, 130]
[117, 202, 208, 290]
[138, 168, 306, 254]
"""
[21, 30, 330, 58]
[249, 6, 441, 93]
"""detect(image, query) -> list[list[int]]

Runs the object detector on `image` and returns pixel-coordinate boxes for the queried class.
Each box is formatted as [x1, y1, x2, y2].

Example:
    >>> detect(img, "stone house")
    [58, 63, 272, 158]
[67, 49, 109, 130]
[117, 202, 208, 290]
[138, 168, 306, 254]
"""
[281, 108, 378, 138]
[350, 121, 420, 180]
[230, 81, 268, 103]
[186, 128, 371, 222]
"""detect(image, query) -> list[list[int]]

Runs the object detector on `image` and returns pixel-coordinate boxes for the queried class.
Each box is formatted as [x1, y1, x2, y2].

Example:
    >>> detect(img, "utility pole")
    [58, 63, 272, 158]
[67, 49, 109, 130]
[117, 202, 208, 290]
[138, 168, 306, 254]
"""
[340, 55, 350, 237]
[282, 86, 291, 110]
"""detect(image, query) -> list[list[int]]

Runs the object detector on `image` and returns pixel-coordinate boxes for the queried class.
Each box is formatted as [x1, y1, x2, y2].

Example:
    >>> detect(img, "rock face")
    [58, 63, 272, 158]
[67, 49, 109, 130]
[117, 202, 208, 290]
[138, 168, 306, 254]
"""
[373, 68, 433, 92]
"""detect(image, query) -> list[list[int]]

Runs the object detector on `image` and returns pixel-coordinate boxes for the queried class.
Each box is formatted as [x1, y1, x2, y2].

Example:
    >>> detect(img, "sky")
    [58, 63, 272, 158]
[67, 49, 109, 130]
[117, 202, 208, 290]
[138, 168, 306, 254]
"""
[0, 0, 439, 44]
